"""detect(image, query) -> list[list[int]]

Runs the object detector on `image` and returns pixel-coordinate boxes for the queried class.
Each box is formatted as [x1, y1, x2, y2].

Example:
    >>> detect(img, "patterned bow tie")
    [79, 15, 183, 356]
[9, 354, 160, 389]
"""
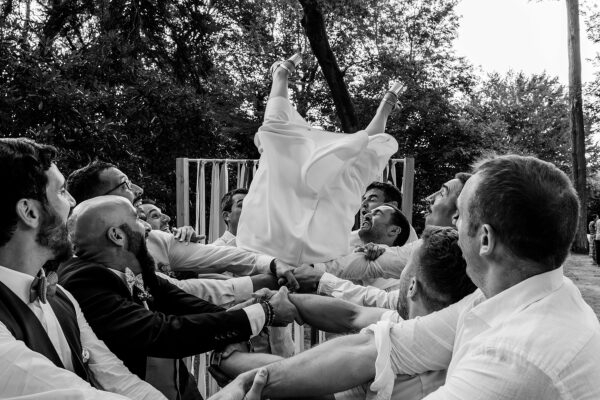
[30, 270, 58, 304]
[124, 268, 152, 302]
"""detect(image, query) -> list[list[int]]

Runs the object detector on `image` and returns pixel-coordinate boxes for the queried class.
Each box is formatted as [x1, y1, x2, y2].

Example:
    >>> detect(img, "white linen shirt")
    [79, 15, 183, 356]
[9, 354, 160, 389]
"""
[147, 230, 273, 275]
[364, 266, 600, 400]
[313, 241, 417, 281]
[212, 230, 237, 247]
[318, 272, 400, 310]
[0, 266, 165, 400]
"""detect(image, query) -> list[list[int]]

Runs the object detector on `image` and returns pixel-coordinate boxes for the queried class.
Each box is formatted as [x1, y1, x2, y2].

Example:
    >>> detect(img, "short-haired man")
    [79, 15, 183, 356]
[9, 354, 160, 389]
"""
[0, 138, 164, 399]
[355, 181, 417, 246]
[139, 200, 172, 233]
[213, 188, 248, 247]
[59, 196, 299, 399]
[214, 226, 475, 400]
[67, 161, 297, 288]
[294, 172, 471, 300]
[216, 154, 600, 400]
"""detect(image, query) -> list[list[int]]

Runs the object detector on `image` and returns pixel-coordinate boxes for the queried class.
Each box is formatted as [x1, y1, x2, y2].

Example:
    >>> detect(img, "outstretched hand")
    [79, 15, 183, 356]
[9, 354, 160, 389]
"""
[293, 264, 324, 293]
[208, 368, 268, 400]
[173, 226, 204, 244]
[272, 259, 299, 291]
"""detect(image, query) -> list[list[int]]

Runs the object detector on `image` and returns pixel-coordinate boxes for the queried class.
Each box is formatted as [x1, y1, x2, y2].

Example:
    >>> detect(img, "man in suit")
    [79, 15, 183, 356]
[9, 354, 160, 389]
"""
[0, 138, 164, 399]
[59, 195, 299, 399]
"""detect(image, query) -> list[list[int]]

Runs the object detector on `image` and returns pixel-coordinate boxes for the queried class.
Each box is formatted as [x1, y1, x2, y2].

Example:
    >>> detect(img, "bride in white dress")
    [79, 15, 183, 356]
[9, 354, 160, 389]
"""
[237, 53, 403, 267]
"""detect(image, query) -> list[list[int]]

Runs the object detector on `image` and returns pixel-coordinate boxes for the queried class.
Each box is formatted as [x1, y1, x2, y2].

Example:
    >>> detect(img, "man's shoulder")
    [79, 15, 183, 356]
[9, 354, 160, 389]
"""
[58, 258, 123, 290]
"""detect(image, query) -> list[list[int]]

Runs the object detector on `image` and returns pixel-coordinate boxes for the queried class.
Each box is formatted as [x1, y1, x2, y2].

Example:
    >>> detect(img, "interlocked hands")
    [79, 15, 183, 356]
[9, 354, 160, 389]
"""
[208, 368, 268, 400]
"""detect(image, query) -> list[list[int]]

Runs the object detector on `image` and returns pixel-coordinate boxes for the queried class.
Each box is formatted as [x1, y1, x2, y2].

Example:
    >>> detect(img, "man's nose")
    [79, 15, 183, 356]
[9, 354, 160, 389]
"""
[141, 220, 152, 233]
[161, 214, 171, 223]
[131, 183, 144, 198]
[425, 190, 439, 204]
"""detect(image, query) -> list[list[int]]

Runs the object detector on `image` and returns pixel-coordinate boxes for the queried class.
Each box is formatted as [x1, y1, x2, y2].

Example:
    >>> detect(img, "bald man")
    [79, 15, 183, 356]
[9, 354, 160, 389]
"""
[58, 196, 299, 400]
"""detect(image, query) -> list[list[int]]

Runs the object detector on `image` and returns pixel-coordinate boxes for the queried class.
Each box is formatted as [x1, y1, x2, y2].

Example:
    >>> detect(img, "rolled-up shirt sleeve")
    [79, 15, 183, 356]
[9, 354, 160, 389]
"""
[156, 272, 253, 306]
[360, 296, 469, 400]
[318, 272, 399, 310]
[147, 230, 273, 276]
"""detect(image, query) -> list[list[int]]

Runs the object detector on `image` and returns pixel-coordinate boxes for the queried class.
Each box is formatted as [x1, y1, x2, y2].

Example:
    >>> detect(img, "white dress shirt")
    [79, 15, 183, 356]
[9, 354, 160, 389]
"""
[147, 230, 273, 275]
[211, 230, 237, 247]
[364, 267, 600, 400]
[335, 311, 445, 400]
[156, 272, 253, 306]
[237, 96, 398, 266]
[313, 241, 417, 281]
[0, 266, 165, 400]
[318, 272, 400, 310]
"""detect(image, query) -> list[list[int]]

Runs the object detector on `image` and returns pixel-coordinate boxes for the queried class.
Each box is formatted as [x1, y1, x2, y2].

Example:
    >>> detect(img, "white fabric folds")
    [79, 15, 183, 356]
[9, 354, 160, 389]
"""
[237, 96, 398, 265]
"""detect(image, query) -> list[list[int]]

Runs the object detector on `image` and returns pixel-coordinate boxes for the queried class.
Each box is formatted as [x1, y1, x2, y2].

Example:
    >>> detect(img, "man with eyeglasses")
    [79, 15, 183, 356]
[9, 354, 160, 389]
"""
[66, 161, 298, 295]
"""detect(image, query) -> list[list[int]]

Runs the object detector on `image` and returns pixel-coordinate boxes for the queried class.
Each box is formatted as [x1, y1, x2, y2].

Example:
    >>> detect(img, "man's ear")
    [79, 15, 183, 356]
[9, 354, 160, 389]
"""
[407, 277, 418, 300]
[479, 224, 495, 256]
[222, 210, 231, 226]
[388, 224, 401, 237]
[107, 227, 126, 247]
[15, 199, 42, 229]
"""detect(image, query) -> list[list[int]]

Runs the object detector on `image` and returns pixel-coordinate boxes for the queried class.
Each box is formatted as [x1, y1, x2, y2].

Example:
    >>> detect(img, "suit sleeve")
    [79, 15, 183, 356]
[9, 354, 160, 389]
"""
[62, 268, 253, 359]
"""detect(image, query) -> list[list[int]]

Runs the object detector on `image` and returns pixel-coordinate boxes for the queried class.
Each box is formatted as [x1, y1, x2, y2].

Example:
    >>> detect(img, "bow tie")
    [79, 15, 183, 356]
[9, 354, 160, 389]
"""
[30, 270, 58, 304]
[124, 268, 152, 302]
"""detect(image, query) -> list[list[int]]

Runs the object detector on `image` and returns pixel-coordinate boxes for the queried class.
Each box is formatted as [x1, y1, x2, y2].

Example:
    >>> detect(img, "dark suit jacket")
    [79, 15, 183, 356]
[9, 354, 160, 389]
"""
[58, 258, 253, 384]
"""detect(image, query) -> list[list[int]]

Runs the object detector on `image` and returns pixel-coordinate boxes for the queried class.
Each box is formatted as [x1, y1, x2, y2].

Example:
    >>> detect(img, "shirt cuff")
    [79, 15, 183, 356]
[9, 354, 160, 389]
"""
[231, 277, 253, 302]
[317, 272, 342, 295]
[242, 303, 266, 336]
[255, 255, 276, 274]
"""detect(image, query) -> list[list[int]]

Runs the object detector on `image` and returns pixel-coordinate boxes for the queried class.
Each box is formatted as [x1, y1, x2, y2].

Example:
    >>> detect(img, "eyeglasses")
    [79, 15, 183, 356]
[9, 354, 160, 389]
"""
[103, 178, 133, 196]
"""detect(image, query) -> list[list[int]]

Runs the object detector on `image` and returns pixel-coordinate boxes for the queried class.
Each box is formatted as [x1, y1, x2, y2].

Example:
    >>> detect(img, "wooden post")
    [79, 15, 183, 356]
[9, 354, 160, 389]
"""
[176, 158, 190, 227]
[401, 157, 415, 224]
[566, 0, 588, 252]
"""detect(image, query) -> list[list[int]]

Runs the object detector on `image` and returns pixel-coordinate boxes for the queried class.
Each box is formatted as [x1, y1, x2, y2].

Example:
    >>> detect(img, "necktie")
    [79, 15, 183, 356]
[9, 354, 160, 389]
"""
[30, 269, 58, 304]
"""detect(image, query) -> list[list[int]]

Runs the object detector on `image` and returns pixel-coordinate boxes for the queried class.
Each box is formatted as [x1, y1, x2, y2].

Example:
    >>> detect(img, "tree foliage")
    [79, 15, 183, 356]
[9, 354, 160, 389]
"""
[0, 0, 598, 229]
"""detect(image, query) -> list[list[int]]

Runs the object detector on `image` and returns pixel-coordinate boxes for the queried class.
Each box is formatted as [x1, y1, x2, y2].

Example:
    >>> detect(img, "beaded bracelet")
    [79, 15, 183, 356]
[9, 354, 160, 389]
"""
[261, 300, 275, 326]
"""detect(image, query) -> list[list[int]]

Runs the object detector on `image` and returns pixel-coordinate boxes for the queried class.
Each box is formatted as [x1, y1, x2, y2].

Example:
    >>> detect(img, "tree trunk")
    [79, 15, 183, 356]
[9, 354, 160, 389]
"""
[297, 0, 359, 133]
[566, 0, 588, 253]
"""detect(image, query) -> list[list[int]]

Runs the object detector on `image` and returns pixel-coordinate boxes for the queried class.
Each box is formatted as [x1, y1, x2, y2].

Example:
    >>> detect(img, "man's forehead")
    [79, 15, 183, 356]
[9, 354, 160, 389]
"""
[363, 188, 384, 199]
[232, 193, 246, 202]
[46, 163, 65, 187]
[140, 204, 160, 213]
[443, 178, 463, 196]
[374, 204, 394, 214]
[456, 174, 479, 209]
[100, 167, 126, 182]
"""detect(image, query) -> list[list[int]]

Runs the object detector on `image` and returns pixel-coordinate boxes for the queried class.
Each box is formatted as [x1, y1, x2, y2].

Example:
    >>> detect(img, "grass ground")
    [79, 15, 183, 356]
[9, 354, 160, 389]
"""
[564, 253, 600, 320]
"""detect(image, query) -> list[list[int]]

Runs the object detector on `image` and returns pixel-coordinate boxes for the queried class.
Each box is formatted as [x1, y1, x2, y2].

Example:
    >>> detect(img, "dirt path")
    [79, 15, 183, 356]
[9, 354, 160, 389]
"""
[564, 253, 600, 320]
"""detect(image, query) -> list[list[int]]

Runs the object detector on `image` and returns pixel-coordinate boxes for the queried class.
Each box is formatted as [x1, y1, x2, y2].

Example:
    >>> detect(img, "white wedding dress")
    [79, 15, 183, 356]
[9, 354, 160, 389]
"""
[237, 96, 398, 265]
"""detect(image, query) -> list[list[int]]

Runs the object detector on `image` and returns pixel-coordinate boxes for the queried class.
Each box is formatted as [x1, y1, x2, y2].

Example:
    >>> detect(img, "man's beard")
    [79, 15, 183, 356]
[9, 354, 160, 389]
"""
[120, 224, 157, 285]
[36, 204, 72, 267]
